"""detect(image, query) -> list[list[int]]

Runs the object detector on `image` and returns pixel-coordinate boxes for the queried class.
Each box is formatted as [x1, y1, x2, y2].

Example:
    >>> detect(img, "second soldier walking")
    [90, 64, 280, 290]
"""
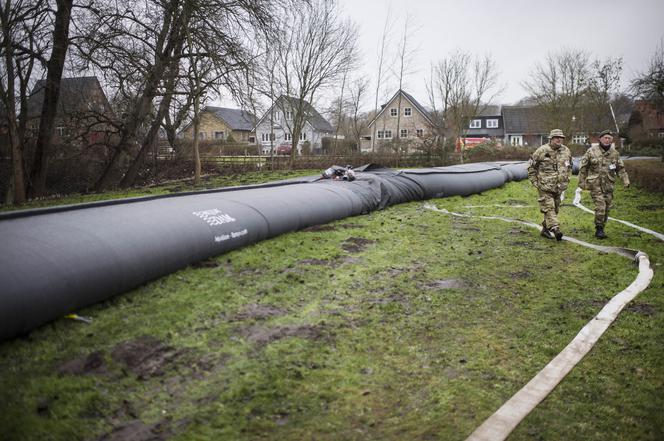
[527, 129, 573, 240]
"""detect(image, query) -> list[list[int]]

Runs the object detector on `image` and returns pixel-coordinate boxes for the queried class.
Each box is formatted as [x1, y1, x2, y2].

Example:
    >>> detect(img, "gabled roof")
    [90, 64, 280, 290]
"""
[368, 89, 433, 128]
[476, 105, 502, 117]
[26, 76, 112, 119]
[205, 106, 256, 131]
[256, 95, 333, 132]
[501, 105, 549, 134]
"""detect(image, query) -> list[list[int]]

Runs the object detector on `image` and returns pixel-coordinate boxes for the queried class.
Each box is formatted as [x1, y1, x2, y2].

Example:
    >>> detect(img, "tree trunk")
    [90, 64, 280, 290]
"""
[29, 0, 73, 198]
[192, 93, 201, 185]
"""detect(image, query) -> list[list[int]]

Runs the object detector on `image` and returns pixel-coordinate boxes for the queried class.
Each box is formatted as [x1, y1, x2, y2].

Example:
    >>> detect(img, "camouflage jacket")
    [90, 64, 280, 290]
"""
[527, 143, 573, 193]
[578, 145, 629, 190]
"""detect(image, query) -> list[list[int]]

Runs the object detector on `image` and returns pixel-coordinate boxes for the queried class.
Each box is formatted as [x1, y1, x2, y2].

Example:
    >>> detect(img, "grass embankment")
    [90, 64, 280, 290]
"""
[0, 173, 663, 441]
[0, 169, 319, 213]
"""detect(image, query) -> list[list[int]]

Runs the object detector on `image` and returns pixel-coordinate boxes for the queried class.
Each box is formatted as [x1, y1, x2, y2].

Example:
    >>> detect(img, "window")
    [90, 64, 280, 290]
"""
[486, 119, 498, 128]
[214, 131, 225, 140]
[658, 132, 664, 139]
[284, 133, 292, 141]
[56, 126, 66, 136]
[377, 130, 384, 139]
[390, 108, 397, 117]
[285, 110, 293, 120]
[300, 132, 307, 141]
[510, 135, 523, 146]
[384, 130, 393, 139]
[261, 133, 274, 142]
[400, 129, 408, 138]
[571, 135, 586, 144]
[404, 107, 412, 116]
[469, 119, 481, 129]
[416, 129, 423, 137]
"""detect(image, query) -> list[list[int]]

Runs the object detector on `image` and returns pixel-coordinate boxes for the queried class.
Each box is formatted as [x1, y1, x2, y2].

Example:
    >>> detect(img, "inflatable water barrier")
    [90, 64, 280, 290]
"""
[0, 162, 528, 341]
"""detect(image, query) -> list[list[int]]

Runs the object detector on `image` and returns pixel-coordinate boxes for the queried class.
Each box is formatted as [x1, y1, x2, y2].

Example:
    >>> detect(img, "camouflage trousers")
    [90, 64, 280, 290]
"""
[537, 189, 562, 230]
[589, 187, 614, 227]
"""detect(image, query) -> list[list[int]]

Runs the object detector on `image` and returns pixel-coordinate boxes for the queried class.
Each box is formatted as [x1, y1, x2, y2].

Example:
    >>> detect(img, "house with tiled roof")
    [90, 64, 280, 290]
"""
[363, 89, 435, 152]
[25, 76, 115, 148]
[181, 106, 257, 143]
[254, 95, 333, 155]
[501, 105, 550, 147]
[465, 105, 503, 139]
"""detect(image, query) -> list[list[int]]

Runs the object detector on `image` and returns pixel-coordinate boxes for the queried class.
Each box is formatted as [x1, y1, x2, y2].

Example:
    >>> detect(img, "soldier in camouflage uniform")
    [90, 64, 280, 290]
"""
[578, 130, 630, 239]
[527, 129, 573, 240]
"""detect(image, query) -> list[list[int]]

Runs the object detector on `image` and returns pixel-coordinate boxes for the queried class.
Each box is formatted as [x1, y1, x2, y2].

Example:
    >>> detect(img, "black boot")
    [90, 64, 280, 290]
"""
[595, 225, 607, 239]
[551, 226, 564, 241]
[540, 222, 554, 239]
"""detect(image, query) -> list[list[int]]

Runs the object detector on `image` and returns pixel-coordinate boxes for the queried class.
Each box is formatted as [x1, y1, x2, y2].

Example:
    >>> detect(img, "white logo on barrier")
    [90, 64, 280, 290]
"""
[215, 229, 248, 242]
[192, 209, 236, 226]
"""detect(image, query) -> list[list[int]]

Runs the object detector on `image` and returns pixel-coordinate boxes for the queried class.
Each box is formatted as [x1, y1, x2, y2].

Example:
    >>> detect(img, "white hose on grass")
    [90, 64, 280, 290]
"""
[573, 187, 664, 242]
[423, 204, 654, 441]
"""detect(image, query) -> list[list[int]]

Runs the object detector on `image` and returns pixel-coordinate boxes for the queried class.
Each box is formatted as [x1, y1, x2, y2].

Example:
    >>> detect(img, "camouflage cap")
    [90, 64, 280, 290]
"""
[548, 129, 565, 139]
[599, 129, 613, 137]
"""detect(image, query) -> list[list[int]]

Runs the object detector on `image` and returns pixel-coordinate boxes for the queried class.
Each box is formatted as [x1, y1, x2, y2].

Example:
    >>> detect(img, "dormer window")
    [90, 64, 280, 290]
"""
[486, 119, 498, 128]
[469, 119, 481, 129]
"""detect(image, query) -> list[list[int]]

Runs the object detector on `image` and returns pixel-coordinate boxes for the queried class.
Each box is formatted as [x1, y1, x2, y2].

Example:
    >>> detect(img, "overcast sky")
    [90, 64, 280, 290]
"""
[335, 0, 664, 109]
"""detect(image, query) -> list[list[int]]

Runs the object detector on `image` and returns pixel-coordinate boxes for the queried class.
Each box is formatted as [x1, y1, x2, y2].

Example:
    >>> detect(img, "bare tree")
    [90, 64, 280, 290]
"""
[267, 0, 358, 166]
[523, 48, 591, 138]
[73, 0, 282, 190]
[0, 0, 50, 204]
[347, 76, 369, 149]
[28, 0, 74, 198]
[370, 7, 392, 152]
[631, 38, 664, 107]
[426, 50, 501, 161]
[391, 14, 418, 154]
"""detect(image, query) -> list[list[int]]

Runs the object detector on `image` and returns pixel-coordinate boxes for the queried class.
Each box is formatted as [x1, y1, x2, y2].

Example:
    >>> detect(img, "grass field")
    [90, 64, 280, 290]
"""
[0, 171, 663, 441]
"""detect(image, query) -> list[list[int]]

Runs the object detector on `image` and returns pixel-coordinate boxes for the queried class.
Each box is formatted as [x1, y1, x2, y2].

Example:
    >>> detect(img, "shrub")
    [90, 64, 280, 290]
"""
[624, 159, 664, 193]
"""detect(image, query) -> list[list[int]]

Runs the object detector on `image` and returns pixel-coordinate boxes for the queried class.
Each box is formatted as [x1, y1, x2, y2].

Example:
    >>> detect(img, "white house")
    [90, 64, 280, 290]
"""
[254, 95, 333, 155]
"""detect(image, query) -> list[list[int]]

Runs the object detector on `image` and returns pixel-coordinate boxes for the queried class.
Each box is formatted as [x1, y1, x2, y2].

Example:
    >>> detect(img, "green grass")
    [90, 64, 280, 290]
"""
[0, 175, 663, 441]
[0, 169, 319, 212]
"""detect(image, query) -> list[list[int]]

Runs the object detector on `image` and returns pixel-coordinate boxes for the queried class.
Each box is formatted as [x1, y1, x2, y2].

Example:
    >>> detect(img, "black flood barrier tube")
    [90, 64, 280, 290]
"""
[0, 161, 528, 341]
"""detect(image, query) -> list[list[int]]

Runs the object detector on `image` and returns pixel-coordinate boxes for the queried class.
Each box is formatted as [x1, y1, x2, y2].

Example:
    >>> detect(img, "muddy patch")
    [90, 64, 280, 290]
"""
[241, 324, 324, 346]
[111, 336, 183, 379]
[299, 258, 337, 266]
[341, 237, 375, 253]
[637, 204, 664, 211]
[626, 302, 657, 316]
[230, 304, 287, 321]
[366, 293, 407, 306]
[509, 270, 532, 280]
[58, 351, 108, 376]
[189, 258, 221, 269]
[303, 223, 362, 232]
[506, 199, 529, 206]
[422, 279, 468, 290]
[95, 419, 169, 441]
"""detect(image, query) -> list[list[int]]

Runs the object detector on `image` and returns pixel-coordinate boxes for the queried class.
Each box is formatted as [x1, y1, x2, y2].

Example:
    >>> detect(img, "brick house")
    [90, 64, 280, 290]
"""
[628, 100, 664, 142]
[25, 76, 116, 151]
[181, 106, 257, 143]
[363, 89, 435, 152]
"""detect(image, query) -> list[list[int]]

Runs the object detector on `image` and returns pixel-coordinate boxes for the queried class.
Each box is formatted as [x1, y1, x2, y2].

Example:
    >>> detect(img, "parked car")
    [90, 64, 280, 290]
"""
[276, 143, 292, 155]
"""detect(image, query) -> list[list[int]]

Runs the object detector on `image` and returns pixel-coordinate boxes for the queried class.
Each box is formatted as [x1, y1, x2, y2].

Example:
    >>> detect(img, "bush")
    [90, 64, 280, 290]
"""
[624, 159, 664, 193]
[464, 143, 533, 161]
